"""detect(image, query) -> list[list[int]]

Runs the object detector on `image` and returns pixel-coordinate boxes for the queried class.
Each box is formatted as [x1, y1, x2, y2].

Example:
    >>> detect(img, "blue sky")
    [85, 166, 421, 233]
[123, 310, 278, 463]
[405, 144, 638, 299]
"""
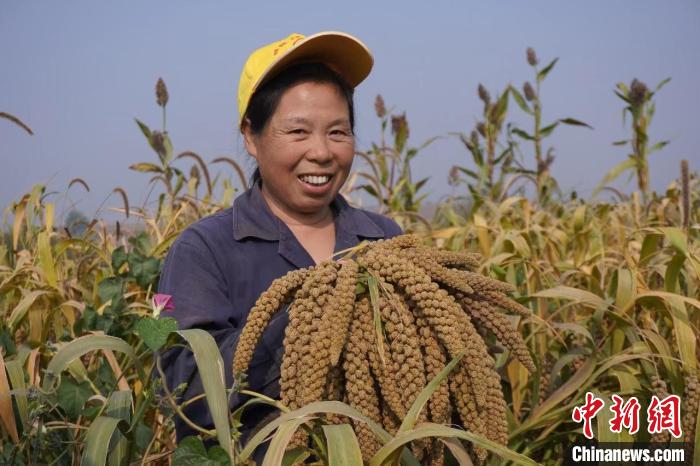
[1, 1, 699, 222]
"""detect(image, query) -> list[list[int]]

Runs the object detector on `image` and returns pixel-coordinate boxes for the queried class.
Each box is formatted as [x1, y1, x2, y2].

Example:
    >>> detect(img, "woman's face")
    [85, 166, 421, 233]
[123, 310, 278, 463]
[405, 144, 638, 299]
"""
[243, 81, 354, 216]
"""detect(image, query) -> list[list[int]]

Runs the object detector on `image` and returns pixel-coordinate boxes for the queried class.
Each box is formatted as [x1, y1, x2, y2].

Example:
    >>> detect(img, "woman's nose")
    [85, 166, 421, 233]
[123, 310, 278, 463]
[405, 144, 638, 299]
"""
[305, 133, 333, 164]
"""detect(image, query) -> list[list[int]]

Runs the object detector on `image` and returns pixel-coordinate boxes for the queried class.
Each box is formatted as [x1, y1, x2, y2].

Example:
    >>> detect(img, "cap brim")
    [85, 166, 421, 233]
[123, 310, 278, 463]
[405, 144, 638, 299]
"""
[251, 31, 373, 95]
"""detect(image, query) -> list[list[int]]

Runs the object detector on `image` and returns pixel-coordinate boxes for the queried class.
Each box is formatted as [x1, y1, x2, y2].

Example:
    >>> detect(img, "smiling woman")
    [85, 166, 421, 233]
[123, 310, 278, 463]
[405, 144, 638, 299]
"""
[241, 68, 357, 263]
[156, 31, 403, 461]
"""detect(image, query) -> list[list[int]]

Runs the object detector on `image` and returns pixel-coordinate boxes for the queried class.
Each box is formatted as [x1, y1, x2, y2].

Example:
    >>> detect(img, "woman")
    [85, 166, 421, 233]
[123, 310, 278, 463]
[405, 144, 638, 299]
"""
[158, 31, 402, 453]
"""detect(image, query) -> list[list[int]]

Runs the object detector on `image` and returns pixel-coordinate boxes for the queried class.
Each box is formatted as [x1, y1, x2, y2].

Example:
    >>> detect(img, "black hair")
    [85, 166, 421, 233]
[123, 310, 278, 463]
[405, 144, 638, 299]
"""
[242, 62, 356, 185]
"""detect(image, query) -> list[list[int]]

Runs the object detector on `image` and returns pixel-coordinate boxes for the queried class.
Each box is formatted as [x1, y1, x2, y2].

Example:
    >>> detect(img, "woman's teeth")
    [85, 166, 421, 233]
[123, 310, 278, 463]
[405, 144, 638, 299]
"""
[299, 175, 331, 185]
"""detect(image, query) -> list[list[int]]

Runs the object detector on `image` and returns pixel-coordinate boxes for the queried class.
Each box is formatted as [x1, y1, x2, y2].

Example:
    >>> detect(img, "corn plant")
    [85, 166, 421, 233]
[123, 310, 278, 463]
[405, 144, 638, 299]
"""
[509, 47, 592, 203]
[353, 95, 437, 232]
[130, 78, 248, 243]
[449, 85, 515, 209]
[597, 77, 671, 202]
[434, 171, 699, 462]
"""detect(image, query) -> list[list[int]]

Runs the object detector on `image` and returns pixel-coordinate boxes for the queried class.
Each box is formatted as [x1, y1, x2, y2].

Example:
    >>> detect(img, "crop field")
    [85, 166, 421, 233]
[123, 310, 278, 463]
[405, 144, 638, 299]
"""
[1, 51, 698, 465]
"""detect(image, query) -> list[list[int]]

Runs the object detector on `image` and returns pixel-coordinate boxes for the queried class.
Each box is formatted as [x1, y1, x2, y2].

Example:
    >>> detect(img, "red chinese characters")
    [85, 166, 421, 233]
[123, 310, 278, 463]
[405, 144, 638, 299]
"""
[572, 391, 683, 440]
[647, 394, 682, 438]
[609, 394, 641, 435]
[572, 392, 605, 439]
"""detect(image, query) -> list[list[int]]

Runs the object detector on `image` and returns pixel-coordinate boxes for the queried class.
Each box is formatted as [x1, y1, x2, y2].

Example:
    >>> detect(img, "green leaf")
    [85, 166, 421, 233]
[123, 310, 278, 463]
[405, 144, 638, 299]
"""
[537, 57, 559, 83]
[511, 128, 534, 141]
[399, 352, 465, 433]
[457, 167, 479, 179]
[240, 401, 418, 466]
[129, 163, 162, 174]
[262, 416, 315, 466]
[414, 177, 429, 193]
[360, 184, 379, 198]
[81, 416, 130, 466]
[612, 140, 628, 146]
[666, 295, 697, 370]
[657, 227, 689, 257]
[173, 436, 207, 463]
[494, 88, 510, 119]
[136, 317, 179, 351]
[281, 447, 310, 466]
[111, 246, 128, 272]
[593, 158, 637, 197]
[0, 328, 16, 356]
[559, 117, 593, 129]
[649, 140, 669, 154]
[175, 329, 234, 461]
[515, 359, 595, 435]
[43, 334, 138, 393]
[369, 423, 537, 466]
[105, 390, 132, 466]
[126, 252, 161, 289]
[664, 253, 685, 293]
[4, 360, 28, 430]
[509, 86, 532, 115]
[97, 277, 125, 313]
[134, 118, 152, 141]
[206, 447, 232, 465]
[653, 77, 671, 93]
[639, 234, 662, 265]
[614, 90, 630, 104]
[172, 436, 231, 466]
[539, 122, 559, 138]
[57, 378, 92, 418]
[128, 232, 153, 256]
[323, 424, 363, 466]
[133, 422, 154, 454]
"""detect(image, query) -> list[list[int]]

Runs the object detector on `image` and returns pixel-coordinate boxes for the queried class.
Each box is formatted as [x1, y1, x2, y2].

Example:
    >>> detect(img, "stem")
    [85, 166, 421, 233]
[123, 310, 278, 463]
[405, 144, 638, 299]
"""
[154, 356, 216, 437]
[534, 82, 543, 198]
[487, 125, 495, 190]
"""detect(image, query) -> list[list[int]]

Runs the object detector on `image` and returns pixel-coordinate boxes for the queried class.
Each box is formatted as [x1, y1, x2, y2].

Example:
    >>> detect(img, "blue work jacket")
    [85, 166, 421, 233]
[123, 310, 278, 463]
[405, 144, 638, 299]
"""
[157, 180, 402, 450]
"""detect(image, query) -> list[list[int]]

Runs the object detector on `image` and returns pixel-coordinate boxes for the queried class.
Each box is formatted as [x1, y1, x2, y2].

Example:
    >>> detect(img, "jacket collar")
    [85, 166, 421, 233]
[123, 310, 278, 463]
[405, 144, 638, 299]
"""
[232, 180, 384, 242]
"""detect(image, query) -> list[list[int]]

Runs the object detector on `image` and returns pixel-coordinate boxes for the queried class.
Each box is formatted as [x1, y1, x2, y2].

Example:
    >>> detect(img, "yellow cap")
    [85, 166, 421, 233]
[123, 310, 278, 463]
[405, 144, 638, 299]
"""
[237, 31, 373, 128]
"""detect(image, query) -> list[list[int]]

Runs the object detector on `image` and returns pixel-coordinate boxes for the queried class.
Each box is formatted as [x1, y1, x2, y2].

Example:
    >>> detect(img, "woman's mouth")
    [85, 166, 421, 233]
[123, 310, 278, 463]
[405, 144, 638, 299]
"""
[298, 174, 333, 187]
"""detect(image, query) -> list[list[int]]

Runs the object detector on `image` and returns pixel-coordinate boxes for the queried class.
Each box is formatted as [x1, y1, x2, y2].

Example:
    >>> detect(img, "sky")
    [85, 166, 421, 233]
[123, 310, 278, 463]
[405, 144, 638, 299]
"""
[1, 1, 699, 224]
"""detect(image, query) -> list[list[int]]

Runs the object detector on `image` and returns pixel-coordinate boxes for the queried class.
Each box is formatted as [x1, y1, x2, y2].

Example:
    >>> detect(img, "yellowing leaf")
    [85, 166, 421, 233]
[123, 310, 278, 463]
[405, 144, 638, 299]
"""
[37, 231, 57, 288]
[0, 351, 19, 443]
[8, 290, 49, 331]
[44, 202, 54, 232]
[12, 195, 28, 251]
[473, 213, 491, 256]
[531, 286, 606, 309]
[614, 268, 636, 311]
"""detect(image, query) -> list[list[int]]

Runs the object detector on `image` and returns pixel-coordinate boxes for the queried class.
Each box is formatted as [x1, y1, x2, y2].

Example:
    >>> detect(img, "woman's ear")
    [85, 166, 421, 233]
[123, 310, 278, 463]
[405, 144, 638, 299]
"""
[241, 118, 258, 159]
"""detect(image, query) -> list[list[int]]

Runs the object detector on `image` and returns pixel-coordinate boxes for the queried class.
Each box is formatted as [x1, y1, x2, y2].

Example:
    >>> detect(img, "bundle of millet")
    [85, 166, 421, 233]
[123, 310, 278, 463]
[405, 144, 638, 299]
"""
[232, 234, 534, 464]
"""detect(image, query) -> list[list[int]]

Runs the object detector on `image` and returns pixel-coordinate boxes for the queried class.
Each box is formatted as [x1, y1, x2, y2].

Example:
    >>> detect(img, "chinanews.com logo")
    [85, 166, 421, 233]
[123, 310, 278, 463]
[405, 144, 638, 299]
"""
[565, 391, 692, 465]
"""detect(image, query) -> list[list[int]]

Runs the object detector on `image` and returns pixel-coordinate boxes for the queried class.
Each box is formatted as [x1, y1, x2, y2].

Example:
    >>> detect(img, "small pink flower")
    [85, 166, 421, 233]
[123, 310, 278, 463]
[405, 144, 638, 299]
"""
[152, 293, 174, 317]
